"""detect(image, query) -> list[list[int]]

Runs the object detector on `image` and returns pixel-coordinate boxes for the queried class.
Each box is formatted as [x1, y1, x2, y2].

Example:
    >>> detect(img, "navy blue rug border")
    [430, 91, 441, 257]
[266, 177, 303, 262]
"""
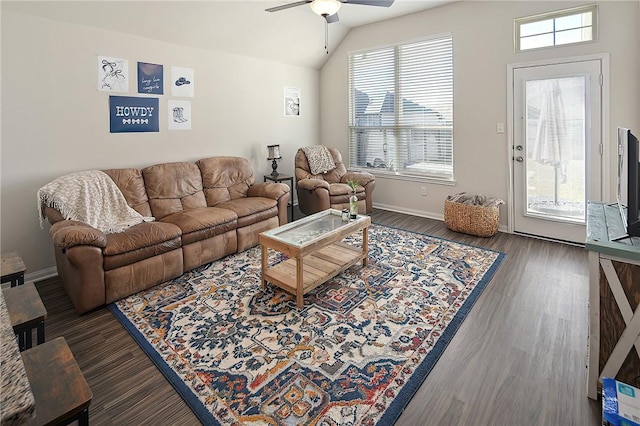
[378, 232, 506, 424]
[109, 223, 506, 426]
[108, 303, 218, 424]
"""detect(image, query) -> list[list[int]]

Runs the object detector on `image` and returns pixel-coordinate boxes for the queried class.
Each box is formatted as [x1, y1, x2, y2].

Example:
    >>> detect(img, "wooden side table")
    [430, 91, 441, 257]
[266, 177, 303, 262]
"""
[264, 174, 295, 222]
[1, 252, 26, 287]
[21, 336, 92, 426]
[3, 282, 47, 351]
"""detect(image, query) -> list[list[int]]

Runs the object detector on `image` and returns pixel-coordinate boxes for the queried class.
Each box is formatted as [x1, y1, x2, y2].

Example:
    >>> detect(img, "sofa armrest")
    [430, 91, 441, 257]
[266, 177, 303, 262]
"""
[341, 172, 375, 187]
[43, 206, 65, 224]
[296, 178, 330, 191]
[50, 221, 107, 249]
[247, 182, 290, 200]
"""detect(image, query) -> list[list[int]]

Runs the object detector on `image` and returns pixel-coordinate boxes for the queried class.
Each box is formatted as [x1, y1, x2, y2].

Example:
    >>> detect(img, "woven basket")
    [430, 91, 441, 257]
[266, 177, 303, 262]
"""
[444, 199, 499, 237]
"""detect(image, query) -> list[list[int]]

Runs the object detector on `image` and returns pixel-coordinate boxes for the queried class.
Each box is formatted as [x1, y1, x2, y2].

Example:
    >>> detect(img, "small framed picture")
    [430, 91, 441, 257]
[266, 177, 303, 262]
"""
[284, 86, 300, 116]
[168, 100, 191, 130]
[138, 62, 163, 95]
[171, 66, 194, 97]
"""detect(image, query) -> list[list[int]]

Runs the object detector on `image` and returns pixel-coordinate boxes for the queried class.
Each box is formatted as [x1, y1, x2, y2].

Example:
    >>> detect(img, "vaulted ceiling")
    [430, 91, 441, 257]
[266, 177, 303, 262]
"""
[2, 0, 454, 69]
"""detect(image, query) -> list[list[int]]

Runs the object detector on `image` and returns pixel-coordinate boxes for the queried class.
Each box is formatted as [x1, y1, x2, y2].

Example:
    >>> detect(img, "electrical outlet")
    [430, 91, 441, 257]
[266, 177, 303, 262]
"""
[421, 187, 427, 196]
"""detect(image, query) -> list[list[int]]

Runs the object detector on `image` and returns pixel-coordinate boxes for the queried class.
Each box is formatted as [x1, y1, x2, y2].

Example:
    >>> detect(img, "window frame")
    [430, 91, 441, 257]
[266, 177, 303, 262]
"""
[514, 4, 598, 53]
[347, 33, 455, 183]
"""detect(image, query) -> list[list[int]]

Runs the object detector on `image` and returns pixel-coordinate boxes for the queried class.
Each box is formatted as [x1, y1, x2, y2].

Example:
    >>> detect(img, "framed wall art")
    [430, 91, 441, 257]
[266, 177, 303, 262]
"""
[284, 86, 300, 116]
[168, 100, 191, 130]
[171, 66, 194, 97]
[137, 62, 163, 95]
[98, 56, 129, 92]
[109, 96, 159, 133]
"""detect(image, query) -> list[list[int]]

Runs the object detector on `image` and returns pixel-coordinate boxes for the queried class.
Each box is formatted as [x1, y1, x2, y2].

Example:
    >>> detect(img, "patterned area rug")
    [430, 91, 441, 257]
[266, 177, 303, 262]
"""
[109, 224, 505, 425]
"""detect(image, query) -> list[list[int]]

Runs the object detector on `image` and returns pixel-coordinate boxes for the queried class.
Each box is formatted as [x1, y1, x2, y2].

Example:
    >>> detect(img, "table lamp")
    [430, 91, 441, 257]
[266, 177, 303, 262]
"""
[267, 144, 281, 177]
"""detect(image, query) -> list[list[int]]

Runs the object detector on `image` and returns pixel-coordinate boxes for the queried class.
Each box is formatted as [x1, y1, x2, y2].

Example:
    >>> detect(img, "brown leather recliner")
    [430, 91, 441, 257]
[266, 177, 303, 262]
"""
[294, 147, 375, 216]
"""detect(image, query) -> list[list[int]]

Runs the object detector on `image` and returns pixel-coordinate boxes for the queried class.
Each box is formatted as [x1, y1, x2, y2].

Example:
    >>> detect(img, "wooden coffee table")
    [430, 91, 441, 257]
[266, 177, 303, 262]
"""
[259, 209, 371, 308]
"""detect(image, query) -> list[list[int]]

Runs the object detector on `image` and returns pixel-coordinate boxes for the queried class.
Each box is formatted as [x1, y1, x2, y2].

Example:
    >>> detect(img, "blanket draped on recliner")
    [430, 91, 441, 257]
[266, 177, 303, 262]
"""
[302, 145, 336, 175]
[37, 170, 154, 233]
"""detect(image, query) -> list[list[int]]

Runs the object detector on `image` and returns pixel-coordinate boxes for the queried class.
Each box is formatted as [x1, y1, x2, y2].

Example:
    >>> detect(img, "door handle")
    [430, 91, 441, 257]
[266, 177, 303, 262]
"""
[515, 156, 524, 162]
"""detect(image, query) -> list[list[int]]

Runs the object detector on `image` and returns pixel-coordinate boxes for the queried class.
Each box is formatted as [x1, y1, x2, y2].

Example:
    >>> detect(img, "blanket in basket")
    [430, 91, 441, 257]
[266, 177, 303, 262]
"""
[37, 170, 154, 233]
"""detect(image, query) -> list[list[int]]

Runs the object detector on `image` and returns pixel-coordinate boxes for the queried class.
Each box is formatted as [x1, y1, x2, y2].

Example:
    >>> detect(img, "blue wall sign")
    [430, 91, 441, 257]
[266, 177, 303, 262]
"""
[137, 62, 163, 95]
[109, 96, 159, 133]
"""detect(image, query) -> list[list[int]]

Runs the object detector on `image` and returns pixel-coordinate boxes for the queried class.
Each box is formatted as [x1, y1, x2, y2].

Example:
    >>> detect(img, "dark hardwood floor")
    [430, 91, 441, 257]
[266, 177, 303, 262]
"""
[33, 208, 601, 425]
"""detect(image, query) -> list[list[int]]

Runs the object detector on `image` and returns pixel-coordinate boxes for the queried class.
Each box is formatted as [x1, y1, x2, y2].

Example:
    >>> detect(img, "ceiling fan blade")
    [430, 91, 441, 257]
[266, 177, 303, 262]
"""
[325, 13, 339, 23]
[342, 0, 394, 6]
[265, 0, 312, 13]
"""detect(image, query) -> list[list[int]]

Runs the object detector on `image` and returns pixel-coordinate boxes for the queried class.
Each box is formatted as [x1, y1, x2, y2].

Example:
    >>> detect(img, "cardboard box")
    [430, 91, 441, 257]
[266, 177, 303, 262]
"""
[603, 377, 640, 426]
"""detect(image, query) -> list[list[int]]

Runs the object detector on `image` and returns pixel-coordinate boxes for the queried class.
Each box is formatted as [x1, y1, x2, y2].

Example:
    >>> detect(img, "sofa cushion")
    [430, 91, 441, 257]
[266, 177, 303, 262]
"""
[160, 207, 237, 245]
[215, 198, 278, 228]
[103, 221, 182, 270]
[143, 162, 207, 219]
[196, 157, 254, 206]
[102, 168, 153, 217]
[328, 183, 364, 197]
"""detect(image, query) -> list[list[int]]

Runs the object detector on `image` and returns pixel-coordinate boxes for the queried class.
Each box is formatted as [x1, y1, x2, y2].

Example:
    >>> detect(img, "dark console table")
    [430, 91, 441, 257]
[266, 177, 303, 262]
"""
[585, 201, 640, 399]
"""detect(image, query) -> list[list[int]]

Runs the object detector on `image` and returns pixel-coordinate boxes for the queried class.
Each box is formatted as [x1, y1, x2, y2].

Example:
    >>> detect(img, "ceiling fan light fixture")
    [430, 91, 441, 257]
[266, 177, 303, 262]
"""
[310, 0, 341, 17]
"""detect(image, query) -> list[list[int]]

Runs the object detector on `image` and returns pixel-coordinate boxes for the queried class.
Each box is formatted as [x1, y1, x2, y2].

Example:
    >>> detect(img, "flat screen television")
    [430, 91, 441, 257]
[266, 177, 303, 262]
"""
[617, 127, 640, 238]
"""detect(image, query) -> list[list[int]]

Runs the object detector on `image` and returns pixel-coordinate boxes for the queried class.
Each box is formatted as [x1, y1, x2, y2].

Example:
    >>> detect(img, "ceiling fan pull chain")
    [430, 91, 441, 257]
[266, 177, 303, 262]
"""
[324, 18, 329, 54]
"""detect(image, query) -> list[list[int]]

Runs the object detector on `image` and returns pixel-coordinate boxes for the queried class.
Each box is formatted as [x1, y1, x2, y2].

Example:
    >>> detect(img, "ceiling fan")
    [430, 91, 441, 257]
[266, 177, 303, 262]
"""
[266, 0, 395, 24]
[265, 0, 394, 53]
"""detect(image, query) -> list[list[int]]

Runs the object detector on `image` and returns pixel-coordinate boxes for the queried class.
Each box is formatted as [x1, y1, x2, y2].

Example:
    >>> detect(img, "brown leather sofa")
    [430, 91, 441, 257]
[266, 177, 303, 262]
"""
[42, 156, 290, 314]
[295, 147, 376, 216]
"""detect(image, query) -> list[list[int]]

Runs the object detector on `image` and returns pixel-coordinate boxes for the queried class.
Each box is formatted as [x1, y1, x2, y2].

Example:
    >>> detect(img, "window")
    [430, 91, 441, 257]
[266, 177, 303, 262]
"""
[348, 34, 454, 181]
[515, 4, 597, 52]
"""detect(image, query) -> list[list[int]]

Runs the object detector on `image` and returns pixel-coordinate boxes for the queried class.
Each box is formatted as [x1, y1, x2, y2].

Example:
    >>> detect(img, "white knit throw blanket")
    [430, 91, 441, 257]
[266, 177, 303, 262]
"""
[302, 146, 336, 175]
[37, 170, 154, 233]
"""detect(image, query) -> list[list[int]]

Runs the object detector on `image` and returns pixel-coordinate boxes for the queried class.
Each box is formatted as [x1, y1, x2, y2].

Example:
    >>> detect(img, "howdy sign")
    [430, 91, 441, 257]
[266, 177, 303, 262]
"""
[109, 96, 159, 133]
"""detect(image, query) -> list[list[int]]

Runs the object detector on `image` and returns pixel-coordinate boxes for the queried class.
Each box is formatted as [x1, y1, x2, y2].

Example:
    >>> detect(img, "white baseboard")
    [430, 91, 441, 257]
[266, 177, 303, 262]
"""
[373, 202, 444, 222]
[24, 267, 57, 285]
[372, 202, 508, 234]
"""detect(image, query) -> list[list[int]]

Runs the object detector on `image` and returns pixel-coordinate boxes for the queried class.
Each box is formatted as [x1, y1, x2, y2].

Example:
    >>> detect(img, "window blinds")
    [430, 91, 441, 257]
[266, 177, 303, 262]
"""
[348, 34, 453, 180]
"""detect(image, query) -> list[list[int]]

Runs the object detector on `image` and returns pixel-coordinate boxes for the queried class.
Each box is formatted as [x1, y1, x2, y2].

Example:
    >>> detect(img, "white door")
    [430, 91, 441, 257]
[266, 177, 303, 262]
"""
[511, 59, 603, 244]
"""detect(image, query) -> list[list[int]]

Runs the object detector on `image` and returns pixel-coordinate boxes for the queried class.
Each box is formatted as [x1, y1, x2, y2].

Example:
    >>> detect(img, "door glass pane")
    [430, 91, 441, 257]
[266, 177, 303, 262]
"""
[525, 77, 586, 223]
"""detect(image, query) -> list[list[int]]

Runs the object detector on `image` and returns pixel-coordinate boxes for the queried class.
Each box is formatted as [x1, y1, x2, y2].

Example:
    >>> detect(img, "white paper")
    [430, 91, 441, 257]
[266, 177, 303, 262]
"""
[171, 66, 194, 97]
[98, 56, 129, 92]
[284, 86, 300, 116]
[168, 100, 191, 130]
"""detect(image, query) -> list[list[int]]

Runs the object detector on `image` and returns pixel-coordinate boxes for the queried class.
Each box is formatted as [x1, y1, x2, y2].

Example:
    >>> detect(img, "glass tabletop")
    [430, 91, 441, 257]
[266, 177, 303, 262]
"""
[261, 209, 368, 247]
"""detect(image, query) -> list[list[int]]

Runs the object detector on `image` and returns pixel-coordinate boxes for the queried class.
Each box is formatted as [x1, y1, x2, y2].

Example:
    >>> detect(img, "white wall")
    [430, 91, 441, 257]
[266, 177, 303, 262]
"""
[0, 11, 320, 276]
[320, 1, 640, 221]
